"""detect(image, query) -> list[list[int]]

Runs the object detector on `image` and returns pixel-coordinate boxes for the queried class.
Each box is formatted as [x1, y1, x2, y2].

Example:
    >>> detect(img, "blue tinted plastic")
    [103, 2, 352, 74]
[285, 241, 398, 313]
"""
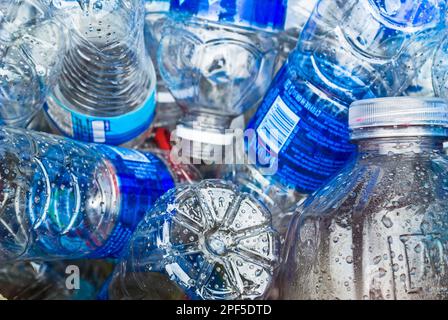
[0, 128, 175, 261]
[169, 0, 287, 30]
[246, 0, 445, 193]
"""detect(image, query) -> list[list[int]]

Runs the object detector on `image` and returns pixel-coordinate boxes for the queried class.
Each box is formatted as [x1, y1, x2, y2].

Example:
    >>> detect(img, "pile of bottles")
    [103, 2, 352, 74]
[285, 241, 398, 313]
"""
[1, 0, 448, 300]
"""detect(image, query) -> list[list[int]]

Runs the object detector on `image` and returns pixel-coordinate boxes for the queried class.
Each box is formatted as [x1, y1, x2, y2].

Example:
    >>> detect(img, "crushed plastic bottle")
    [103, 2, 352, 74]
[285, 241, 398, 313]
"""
[102, 180, 280, 300]
[276, 97, 448, 300]
[157, 0, 286, 161]
[45, 0, 157, 146]
[0, 0, 66, 128]
[0, 126, 199, 262]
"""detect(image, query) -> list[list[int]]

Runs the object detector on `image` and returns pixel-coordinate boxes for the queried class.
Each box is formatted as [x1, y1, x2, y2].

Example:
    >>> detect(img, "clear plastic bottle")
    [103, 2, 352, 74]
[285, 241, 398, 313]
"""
[0, 0, 66, 128]
[246, 0, 445, 195]
[102, 179, 280, 300]
[0, 126, 199, 262]
[276, 97, 448, 300]
[45, 0, 157, 146]
[157, 0, 286, 161]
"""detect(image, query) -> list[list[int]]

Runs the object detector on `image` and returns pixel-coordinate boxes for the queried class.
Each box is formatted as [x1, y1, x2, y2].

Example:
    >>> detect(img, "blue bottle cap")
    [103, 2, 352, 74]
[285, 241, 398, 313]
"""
[169, 0, 287, 31]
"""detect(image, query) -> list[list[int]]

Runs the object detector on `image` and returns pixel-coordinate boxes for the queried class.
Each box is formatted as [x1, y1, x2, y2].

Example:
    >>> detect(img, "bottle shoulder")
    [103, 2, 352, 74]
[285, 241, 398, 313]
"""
[300, 153, 448, 219]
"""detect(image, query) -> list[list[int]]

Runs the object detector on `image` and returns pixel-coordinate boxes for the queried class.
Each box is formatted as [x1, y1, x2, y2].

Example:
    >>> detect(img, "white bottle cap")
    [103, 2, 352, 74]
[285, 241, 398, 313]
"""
[349, 97, 448, 140]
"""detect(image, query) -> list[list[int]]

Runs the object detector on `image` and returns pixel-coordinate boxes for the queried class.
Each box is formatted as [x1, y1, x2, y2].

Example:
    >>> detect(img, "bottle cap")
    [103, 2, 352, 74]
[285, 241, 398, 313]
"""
[349, 97, 448, 139]
[168, 0, 287, 31]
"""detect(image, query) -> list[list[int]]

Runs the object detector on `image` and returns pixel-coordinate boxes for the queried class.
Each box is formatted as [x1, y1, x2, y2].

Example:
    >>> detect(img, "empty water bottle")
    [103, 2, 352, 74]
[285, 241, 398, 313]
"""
[102, 180, 280, 300]
[45, 0, 157, 146]
[246, 0, 445, 196]
[276, 97, 448, 300]
[157, 0, 287, 161]
[0, 0, 66, 128]
[0, 126, 200, 262]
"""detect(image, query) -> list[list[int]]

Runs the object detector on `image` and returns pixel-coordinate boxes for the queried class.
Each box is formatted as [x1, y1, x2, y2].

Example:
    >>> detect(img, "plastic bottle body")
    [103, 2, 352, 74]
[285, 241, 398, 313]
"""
[0, 0, 66, 127]
[0, 126, 176, 261]
[45, 0, 157, 145]
[246, 0, 446, 194]
[277, 136, 448, 299]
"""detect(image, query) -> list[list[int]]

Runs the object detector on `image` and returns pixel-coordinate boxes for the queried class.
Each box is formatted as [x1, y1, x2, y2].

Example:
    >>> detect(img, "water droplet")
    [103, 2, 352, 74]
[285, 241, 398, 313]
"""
[373, 255, 382, 264]
[381, 215, 393, 228]
[414, 243, 422, 253]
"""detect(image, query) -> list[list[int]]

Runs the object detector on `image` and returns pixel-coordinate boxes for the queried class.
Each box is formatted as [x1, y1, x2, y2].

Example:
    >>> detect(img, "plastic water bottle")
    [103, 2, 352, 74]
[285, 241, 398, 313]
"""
[0, 0, 66, 128]
[101, 180, 280, 300]
[144, 0, 182, 130]
[246, 0, 445, 196]
[276, 97, 448, 300]
[0, 126, 200, 262]
[45, 0, 157, 146]
[157, 0, 288, 161]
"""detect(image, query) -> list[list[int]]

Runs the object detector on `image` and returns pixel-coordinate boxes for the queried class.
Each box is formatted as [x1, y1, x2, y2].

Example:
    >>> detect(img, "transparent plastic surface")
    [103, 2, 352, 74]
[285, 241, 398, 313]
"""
[46, 0, 157, 145]
[105, 180, 280, 300]
[277, 135, 448, 300]
[433, 34, 448, 98]
[0, 126, 176, 261]
[0, 0, 66, 127]
[223, 163, 306, 239]
[144, 0, 181, 130]
[158, 16, 279, 120]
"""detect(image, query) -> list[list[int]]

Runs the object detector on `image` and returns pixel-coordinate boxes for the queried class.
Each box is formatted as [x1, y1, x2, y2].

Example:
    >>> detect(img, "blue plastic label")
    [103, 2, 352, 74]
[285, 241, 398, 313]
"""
[169, 0, 287, 30]
[246, 61, 356, 193]
[89, 146, 175, 258]
[44, 89, 156, 145]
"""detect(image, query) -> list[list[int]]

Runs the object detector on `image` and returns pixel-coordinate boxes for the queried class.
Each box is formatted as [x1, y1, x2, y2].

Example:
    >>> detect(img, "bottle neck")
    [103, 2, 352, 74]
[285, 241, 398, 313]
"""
[355, 136, 446, 156]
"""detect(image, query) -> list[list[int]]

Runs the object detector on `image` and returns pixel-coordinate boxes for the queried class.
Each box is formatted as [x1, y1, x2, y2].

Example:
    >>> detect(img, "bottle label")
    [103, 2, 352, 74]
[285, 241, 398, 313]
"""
[246, 61, 356, 193]
[44, 89, 156, 145]
[89, 146, 175, 258]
